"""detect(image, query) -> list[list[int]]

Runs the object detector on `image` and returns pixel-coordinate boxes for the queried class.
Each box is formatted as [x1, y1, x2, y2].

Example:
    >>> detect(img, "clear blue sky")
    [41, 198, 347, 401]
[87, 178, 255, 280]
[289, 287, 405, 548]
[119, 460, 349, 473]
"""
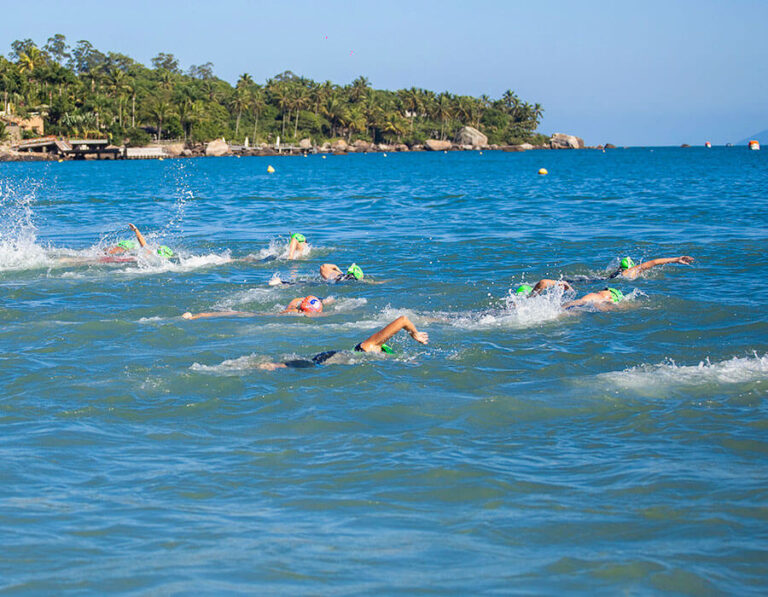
[3, 0, 766, 146]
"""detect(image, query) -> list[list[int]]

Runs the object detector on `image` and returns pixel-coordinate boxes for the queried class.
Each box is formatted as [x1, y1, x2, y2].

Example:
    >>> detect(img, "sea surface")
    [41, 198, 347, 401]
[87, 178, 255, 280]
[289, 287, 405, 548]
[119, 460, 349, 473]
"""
[1, 148, 766, 594]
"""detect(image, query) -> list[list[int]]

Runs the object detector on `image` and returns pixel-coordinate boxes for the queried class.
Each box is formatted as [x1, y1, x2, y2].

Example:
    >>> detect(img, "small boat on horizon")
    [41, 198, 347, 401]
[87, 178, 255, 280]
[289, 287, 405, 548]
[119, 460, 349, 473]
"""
[749, 140, 760, 150]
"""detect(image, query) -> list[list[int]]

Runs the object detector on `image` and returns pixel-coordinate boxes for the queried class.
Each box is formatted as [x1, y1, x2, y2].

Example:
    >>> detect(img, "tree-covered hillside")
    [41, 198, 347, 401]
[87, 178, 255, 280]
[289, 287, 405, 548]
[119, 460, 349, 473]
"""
[1, 35, 547, 146]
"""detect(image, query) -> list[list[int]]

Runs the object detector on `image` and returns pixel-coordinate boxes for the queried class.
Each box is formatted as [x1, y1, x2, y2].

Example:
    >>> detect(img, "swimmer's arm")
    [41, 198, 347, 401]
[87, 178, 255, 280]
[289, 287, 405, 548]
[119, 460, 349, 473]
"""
[287, 237, 304, 259]
[358, 315, 429, 351]
[128, 223, 148, 248]
[361, 278, 386, 285]
[182, 310, 255, 320]
[630, 256, 695, 275]
[280, 298, 303, 313]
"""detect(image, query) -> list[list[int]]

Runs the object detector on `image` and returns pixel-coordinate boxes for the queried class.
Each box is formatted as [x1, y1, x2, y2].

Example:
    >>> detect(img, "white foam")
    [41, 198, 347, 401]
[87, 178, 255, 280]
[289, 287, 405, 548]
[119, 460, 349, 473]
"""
[190, 354, 264, 374]
[602, 353, 768, 391]
[0, 178, 51, 271]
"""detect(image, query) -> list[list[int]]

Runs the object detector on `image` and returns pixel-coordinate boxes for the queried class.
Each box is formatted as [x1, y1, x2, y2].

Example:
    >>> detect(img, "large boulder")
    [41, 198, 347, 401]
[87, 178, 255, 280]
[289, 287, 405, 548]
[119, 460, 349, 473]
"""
[299, 138, 312, 150]
[164, 143, 185, 156]
[395, 144, 409, 152]
[353, 140, 372, 151]
[550, 133, 584, 149]
[425, 139, 452, 151]
[331, 139, 348, 151]
[205, 138, 230, 156]
[455, 126, 488, 147]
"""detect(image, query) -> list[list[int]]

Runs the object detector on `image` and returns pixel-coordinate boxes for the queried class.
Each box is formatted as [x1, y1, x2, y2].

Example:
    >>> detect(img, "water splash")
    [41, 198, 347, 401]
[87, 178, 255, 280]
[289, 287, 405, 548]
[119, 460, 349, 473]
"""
[0, 177, 50, 270]
[601, 353, 768, 391]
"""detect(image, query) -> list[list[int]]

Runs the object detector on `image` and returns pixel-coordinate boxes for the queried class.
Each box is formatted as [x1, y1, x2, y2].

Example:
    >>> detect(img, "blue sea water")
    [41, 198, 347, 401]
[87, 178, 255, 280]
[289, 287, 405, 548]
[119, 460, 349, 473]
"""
[1, 147, 767, 594]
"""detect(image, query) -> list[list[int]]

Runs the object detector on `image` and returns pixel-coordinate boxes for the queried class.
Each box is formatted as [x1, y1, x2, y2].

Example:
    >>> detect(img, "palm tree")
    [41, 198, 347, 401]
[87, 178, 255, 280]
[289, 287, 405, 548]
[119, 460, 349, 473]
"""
[147, 99, 175, 140]
[250, 87, 266, 142]
[229, 86, 250, 137]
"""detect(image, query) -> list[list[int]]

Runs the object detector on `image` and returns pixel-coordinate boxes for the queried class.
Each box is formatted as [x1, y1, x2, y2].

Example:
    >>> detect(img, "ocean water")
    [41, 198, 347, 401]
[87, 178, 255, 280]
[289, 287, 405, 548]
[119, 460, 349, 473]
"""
[1, 148, 766, 594]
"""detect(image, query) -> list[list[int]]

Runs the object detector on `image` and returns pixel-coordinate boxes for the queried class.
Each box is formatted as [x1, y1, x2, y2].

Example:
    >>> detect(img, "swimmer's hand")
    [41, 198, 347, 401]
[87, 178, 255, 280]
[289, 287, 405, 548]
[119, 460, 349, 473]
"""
[128, 223, 138, 232]
[182, 312, 193, 319]
[677, 256, 694, 265]
[411, 331, 429, 345]
[322, 296, 335, 305]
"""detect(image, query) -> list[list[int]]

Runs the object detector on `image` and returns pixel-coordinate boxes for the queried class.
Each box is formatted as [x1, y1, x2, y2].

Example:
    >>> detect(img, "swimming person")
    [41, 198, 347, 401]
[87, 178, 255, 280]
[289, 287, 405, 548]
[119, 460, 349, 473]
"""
[106, 223, 174, 259]
[563, 287, 626, 310]
[609, 255, 694, 280]
[287, 233, 308, 259]
[515, 279, 574, 296]
[320, 263, 366, 282]
[268, 263, 374, 287]
[258, 315, 429, 370]
[181, 295, 332, 319]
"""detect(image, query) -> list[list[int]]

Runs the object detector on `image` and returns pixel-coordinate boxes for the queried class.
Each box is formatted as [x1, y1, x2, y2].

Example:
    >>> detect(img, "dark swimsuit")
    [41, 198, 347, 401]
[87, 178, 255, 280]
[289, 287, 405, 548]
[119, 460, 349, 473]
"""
[282, 344, 367, 368]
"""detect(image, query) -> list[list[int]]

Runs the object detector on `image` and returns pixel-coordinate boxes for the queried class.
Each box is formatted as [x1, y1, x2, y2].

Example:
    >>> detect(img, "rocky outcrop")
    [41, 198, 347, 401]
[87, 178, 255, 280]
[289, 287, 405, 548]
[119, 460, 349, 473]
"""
[164, 143, 185, 156]
[353, 140, 372, 151]
[205, 138, 230, 156]
[456, 126, 488, 147]
[425, 139, 452, 151]
[299, 138, 312, 150]
[604, 143, 616, 149]
[395, 144, 409, 152]
[550, 133, 584, 149]
[331, 139, 348, 151]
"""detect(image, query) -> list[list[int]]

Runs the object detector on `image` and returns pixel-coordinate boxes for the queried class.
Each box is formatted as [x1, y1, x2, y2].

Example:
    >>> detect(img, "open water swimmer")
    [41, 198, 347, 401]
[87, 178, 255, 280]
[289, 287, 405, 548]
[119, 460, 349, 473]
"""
[563, 287, 627, 310]
[258, 315, 429, 370]
[182, 295, 332, 319]
[287, 232, 308, 259]
[608, 255, 694, 280]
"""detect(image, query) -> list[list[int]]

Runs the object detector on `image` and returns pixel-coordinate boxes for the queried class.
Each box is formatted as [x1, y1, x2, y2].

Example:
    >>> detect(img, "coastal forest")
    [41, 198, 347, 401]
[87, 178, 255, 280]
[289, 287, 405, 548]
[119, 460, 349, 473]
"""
[0, 35, 547, 147]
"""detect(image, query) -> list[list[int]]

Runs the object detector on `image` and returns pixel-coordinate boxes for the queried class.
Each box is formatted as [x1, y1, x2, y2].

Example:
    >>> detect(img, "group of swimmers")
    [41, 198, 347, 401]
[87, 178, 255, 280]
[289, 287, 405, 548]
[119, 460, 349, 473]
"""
[172, 230, 694, 370]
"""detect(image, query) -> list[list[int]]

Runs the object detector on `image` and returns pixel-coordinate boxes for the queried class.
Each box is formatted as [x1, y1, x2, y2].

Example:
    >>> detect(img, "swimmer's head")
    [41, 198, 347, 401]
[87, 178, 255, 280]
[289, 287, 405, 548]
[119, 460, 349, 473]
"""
[117, 239, 136, 250]
[607, 287, 624, 303]
[157, 245, 174, 258]
[381, 343, 394, 354]
[516, 284, 534, 296]
[320, 263, 343, 280]
[299, 295, 323, 313]
[620, 257, 635, 270]
[347, 263, 364, 280]
[290, 233, 306, 244]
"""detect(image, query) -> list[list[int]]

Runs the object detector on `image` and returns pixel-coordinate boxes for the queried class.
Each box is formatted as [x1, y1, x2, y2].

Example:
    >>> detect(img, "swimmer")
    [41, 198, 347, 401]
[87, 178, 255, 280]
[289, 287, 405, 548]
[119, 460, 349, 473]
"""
[609, 255, 694, 280]
[515, 279, 574, 296]
[320, 263, 372, 282]
[563, 287, 625, 310]
[287, 233, 307, 259]
[258, 315, 429, 370]
[269, 263, 378, 287]
[105, 223, 174, 259]
[181, 295, 332, 320]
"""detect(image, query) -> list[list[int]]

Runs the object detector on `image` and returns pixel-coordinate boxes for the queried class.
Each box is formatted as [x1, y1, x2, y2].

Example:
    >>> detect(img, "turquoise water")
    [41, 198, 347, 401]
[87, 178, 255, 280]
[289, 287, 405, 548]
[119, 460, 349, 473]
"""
[1, 148, 767, 594]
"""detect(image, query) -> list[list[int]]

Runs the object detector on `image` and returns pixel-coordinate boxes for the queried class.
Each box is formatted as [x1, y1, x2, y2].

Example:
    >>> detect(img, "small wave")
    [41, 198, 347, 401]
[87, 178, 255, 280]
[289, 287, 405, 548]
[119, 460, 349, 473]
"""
[190, 353, 265, 374]
[602, 353, 768, 391]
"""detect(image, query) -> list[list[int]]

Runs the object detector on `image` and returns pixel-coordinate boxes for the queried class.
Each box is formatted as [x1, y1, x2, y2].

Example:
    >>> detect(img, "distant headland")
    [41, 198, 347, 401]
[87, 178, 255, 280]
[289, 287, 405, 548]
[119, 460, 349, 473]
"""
[0, 34, 595, 160]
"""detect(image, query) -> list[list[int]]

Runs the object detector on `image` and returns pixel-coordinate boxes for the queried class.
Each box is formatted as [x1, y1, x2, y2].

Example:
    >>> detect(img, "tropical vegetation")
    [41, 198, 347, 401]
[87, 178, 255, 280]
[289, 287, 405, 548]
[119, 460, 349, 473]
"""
[0, 35, 547, 146]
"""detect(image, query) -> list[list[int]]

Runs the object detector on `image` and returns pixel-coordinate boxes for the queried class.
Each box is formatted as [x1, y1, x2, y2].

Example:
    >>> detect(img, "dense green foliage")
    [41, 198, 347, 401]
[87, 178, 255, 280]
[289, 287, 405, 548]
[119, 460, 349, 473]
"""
[0, 35, 547, 146]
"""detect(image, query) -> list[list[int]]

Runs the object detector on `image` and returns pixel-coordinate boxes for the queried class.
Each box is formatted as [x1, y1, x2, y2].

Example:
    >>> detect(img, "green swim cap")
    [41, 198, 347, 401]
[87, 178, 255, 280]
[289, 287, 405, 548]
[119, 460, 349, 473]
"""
[516, 284, 533, 295]
[290, 233, 306, 243]
[347, 263, 364, 280]
[117, 239, 136, 250]
[157, 245, 174, 258]
[381, 343, 394, 354]
[620, 257, 635, 270]
[607, 287, 624, 303]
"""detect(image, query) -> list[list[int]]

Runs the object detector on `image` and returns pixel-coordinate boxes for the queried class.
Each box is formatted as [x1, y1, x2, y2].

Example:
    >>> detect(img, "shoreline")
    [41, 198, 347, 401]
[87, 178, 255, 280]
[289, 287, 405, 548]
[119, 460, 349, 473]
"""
[1, 142, 612, 163]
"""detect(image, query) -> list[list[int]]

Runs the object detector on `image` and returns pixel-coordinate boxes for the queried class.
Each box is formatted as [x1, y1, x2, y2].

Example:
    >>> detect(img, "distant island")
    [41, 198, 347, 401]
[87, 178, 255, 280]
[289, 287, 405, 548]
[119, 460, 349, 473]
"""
[0, 34, 550, 150]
